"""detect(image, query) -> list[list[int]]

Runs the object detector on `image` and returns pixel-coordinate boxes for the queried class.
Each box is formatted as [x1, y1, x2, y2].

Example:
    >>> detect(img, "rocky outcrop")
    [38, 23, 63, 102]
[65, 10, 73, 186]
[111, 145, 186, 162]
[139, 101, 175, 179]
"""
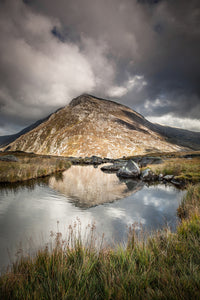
[68, 156, 112, 165]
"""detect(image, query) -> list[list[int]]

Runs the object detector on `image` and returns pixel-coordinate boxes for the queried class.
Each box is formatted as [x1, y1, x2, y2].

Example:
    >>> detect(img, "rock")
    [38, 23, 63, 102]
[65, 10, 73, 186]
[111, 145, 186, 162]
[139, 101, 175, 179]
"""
[117, 160, 140, 178]
[69, 156, 103, 165]
[0, 155, 19, 162]
[83, 156, 103, 165]
[90, 156, 103, 165]
[141, 168, 158, 181]
[141, 168, 152, 180]
[102, 158, 112, 163]
[159, 173, 164, 181]
[163, 175, 174, 181]
[101, 162, 125, 172]
[171, 179, 182, 187]
[141, 168, 151, 178]
[114, 159, 127, 164]
[171, 179, 185, 188]
[183, 153, 200, 159]
[69, 157, 82, 164]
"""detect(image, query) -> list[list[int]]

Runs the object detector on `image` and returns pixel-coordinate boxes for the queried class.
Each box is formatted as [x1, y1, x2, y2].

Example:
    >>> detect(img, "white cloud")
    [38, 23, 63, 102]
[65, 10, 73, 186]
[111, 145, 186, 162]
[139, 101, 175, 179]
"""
[144, 98, 166, 110]
[147, 114, 200, 132]
[107, 86, 128, 97]
[81, 37, 116, 92]
[108, 75, 147, 98]
[0, 1, 97, 121]
[106, 207, 126, 219]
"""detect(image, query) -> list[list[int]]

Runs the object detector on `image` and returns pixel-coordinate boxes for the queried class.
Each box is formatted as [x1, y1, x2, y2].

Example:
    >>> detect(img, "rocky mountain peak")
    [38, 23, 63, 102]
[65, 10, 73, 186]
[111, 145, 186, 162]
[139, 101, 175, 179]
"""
[1, 94, 200, 158]
[69, 94, 94, 107]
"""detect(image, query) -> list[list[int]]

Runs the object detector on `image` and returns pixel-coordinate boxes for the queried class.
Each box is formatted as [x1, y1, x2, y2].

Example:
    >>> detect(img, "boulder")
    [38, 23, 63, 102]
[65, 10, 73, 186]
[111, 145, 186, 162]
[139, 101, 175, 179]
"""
[117, 160, 140, 178]
[163, 175, 174, 181]
[171, 179, 182, 187]
[141, 168, 152, 180]
[141, 168, 158, 181]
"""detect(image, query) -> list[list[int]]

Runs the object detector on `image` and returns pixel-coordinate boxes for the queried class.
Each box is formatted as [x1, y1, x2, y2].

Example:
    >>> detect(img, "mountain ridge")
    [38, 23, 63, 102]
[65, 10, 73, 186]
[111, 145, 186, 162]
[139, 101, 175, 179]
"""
[1, 94, 200, 158]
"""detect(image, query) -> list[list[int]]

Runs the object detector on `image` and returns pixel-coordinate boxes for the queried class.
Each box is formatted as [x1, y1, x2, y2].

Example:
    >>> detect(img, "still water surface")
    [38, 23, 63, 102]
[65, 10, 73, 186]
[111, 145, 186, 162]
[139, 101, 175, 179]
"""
[0, 165, 185, 272]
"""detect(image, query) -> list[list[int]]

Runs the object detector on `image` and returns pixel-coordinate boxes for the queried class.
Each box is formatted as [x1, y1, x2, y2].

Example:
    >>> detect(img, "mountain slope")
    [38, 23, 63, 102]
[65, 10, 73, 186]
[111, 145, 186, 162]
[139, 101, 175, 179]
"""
[0, 107, 64, 148]
[0, 117, 50, 148]
[1, 94, 200, 158]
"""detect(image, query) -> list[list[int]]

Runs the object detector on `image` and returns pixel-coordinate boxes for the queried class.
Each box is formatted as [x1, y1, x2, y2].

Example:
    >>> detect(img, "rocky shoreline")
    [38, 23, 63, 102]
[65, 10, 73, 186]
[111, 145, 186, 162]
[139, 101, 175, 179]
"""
[1, 151, 199, 186]
[67, 155, 163, 166]
[67, 155, 186, 188]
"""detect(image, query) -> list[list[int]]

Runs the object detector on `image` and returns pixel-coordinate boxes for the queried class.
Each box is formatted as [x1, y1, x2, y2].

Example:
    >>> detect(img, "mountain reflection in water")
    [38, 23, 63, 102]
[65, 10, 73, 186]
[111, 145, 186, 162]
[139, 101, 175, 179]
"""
[49, 165, 144, 208]
[0, 165, 186, 273]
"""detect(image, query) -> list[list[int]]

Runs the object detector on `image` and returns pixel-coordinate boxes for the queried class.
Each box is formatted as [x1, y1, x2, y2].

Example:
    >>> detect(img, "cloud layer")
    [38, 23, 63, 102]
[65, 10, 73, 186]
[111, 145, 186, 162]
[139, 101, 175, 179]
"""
[0, 0, 200, 134]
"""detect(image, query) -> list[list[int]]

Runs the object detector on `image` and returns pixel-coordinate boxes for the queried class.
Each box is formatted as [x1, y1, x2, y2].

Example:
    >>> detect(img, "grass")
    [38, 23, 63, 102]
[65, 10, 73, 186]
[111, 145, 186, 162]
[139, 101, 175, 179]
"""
[0, 152, 71, 183]
[149, 156, 200, 183]
[0, 184, 200, 299]
[177, 184, 200, 219]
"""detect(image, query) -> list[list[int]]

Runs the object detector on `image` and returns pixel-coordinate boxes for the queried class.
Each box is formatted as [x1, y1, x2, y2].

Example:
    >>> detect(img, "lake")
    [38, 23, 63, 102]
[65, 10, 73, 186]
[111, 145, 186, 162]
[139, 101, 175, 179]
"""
[0, 165, 185, 273]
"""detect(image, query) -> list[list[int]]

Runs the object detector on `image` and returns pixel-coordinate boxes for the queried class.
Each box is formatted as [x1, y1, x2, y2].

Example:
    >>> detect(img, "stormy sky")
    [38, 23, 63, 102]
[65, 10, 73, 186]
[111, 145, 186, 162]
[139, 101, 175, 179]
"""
[0, 0, 200, 135]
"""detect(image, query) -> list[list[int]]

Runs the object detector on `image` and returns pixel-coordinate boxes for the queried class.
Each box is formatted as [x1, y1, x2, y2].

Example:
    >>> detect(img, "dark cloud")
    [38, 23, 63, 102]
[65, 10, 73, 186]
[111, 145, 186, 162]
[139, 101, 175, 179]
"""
[0, 0, 200, 134]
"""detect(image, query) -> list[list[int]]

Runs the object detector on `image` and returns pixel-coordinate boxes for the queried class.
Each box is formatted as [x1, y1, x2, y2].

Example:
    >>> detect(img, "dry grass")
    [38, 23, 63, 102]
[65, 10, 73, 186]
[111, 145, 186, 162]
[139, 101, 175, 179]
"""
[149, 156, 200, 183]
[0, 152, 71, 183]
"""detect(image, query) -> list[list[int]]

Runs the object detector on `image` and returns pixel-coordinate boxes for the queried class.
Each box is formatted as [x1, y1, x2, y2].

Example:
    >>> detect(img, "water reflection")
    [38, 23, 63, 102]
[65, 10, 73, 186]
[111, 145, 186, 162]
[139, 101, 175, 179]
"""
[0, 177, 50, 194]
[0, 165, 185, 272]
[49, 165, 144, 208]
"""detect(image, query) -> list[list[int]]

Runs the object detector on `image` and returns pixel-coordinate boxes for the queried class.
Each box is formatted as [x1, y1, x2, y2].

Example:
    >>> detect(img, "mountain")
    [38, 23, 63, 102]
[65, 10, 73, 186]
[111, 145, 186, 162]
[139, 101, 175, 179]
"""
[0, 116, 50, 148]
[0, 107, 63, 148]
[1, 94, 200, 158]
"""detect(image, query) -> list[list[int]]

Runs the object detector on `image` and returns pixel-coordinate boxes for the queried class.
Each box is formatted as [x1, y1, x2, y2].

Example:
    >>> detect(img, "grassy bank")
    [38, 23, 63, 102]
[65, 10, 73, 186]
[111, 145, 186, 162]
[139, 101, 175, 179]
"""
[150, 156, 200, 183]
[0, 152, 71, 183]
[0, 184, 200, 299]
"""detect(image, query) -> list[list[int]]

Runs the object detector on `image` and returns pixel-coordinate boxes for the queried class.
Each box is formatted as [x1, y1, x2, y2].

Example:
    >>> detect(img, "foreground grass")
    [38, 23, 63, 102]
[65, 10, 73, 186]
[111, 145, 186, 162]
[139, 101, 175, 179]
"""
[0, 184, 200, 299]
[0, 152, 71, 183]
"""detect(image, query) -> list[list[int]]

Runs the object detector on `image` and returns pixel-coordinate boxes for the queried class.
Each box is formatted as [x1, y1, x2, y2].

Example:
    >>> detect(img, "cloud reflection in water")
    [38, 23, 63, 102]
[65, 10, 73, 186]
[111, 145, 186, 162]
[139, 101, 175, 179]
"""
[0, 165, 185, 271]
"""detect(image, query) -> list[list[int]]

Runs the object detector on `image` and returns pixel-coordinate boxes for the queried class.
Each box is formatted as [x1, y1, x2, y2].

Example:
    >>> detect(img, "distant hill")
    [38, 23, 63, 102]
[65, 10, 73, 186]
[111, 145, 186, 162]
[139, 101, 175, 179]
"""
[1, 94, 200, 158]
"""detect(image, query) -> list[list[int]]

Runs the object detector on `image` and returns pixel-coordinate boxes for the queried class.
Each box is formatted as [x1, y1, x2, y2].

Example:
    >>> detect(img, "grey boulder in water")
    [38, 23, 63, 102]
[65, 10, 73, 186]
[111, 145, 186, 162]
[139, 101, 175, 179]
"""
[117, 160, 140, 178]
